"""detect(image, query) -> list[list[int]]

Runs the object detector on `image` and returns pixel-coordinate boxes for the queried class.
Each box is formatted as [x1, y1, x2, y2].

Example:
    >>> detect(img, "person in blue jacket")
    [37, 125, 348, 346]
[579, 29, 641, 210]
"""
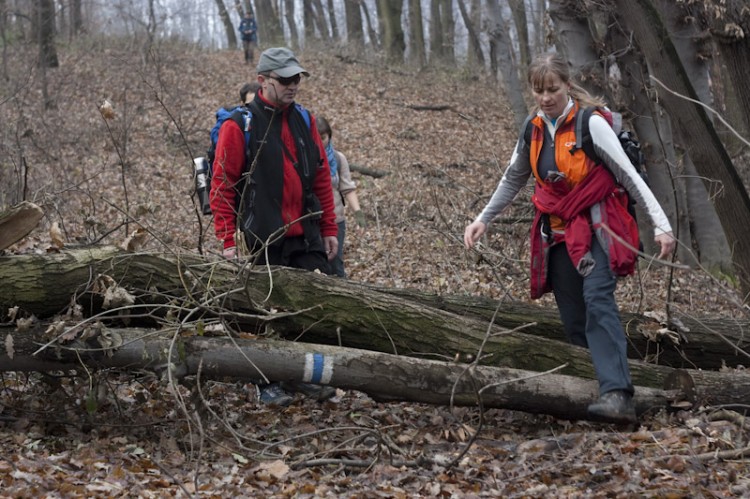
[238, 12, 258, 64]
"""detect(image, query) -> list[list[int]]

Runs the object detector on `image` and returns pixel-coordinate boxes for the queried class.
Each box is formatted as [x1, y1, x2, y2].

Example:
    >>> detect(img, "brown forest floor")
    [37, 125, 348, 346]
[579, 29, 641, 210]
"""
[1, 39, 749, 497]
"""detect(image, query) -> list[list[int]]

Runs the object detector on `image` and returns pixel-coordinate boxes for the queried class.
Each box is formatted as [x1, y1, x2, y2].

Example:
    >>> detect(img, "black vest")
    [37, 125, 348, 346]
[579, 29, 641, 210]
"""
[239, 97, 321, 248]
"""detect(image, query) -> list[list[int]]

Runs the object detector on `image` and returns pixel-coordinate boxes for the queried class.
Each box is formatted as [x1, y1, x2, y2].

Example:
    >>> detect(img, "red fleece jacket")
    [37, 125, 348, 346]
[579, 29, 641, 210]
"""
[210, 92, 337, 250]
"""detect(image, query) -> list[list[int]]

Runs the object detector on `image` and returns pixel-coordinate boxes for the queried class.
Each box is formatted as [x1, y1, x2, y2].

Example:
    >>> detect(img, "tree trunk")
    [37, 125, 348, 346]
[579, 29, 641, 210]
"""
[345, 0, 364, 51]
[2, 247, 748, 380]
[214, 0, 238, 49]
[486, 0, 527, 128]
[507, 0, 530, 70]
[37, 0, 58, 68]
[696, 0, 750, 134]
[439, 0, 455, 65]
[613, 0, 750, 297]
[283, 0, 298, 49]
[407, 0, 425, 66]
[378, 0, 404, 62]
[547, 0, 605, 98]
[256, 0, 284, 46]
[0, 201, 44, 250]
[326, 0, 338, 40]
[309, 0, 331, 40]
[456, 0, 484, 68]
[70, 0, 83, 37]
[654, 0, 731, 271]
[429, 0, 444, 62]
[361, 2, 379, 50]
[2, 327, 690, 421]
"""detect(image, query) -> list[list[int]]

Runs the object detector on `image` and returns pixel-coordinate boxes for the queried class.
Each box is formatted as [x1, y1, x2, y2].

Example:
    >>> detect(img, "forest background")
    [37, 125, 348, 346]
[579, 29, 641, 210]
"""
[1, 0, 750, 496]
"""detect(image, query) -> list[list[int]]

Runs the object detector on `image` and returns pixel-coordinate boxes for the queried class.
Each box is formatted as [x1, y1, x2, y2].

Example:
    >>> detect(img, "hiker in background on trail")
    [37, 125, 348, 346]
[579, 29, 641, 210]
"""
[210, 47, 338, 407]
[316, 116, 365, 279]
[463, 52, 676, 425]
[238, 11, 258, 64]
[239, 81, 261, 106]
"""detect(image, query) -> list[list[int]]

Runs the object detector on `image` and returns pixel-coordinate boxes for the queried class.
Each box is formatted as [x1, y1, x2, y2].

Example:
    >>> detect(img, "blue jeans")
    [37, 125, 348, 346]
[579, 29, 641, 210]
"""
[330, 221, 347, 278]
[547, 238, 633, 396]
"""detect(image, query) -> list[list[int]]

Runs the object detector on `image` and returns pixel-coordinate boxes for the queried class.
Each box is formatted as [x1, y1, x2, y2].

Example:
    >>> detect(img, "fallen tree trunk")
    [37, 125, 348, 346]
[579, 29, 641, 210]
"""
[0, 327, 686, 421]
[0, 247, 747, 391]
[0, 201, 44, 250]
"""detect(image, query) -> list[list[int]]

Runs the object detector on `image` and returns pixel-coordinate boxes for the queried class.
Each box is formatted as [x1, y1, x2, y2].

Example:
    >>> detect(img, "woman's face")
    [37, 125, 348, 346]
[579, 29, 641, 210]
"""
[320, 132, 330, 147]
[532, 72, 570, 120]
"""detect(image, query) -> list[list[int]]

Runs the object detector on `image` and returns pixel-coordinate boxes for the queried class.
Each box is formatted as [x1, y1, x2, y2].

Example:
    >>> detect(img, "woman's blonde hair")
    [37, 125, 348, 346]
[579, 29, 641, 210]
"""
[527, 53, 606, 109]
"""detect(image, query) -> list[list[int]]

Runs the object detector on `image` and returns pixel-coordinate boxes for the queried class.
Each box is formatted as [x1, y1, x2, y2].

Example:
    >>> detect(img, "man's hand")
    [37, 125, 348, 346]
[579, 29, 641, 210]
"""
[222, 247, 237, 259]
[323, 236, 338, 261]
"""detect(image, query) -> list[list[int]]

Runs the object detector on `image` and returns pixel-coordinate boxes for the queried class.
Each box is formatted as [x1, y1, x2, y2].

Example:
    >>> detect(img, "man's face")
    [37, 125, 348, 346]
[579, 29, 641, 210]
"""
[259, 73, 301, 107]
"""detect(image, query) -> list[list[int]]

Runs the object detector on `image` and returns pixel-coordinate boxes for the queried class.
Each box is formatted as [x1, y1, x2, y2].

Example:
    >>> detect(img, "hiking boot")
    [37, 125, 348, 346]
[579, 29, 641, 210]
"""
[587, 390, 637, 424]
[257, 382, 294, 407]
[282, 381, 336, 402]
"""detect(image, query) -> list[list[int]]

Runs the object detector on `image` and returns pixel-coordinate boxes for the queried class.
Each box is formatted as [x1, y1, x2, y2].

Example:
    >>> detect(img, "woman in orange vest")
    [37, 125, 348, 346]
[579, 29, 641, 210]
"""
[464, 53, 675, 424]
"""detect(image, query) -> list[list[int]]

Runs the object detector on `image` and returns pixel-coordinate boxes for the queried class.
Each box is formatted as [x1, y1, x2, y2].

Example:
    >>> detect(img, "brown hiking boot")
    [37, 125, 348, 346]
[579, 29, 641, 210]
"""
[587, 390, 637, 424]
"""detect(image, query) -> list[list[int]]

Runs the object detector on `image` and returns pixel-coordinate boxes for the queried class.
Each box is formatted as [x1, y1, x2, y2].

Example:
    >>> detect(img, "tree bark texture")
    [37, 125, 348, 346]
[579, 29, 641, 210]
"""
[213, 0, 238, 49]
[1, 247, 749, 385]
[2, 327, 684, 421]
[613, 0, 750, 296]
[407, 0, 425, 66]
[378, 0, 404, 62]
[0, 202, 43, 250]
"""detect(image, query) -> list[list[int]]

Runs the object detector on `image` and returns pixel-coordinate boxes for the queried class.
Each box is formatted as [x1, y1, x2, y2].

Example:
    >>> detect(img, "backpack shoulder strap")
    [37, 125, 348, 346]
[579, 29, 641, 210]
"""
[574, 106, 597, 160]
[517, 113, 535, 155]
[228, 107, 252, 148]
[293, 103, 312, 130]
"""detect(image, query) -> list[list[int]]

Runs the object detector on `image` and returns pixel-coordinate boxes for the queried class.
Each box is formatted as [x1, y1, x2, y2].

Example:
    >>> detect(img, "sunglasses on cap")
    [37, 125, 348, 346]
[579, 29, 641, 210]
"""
[268, 73, 301, 86]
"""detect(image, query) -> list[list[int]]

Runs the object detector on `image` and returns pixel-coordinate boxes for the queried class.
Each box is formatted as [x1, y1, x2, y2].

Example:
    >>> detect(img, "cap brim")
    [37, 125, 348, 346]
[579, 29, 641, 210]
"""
[274, 66, 310, 78]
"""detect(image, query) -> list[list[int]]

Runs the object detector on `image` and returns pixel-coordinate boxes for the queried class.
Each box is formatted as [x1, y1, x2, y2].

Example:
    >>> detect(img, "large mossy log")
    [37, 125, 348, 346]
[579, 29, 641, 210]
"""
[0, 247, 748, 401]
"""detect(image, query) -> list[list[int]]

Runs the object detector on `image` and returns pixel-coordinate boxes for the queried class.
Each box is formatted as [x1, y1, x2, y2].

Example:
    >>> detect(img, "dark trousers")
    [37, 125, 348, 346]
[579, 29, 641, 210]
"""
[255, 235, 331, 275]
[547, 238, 633, 396]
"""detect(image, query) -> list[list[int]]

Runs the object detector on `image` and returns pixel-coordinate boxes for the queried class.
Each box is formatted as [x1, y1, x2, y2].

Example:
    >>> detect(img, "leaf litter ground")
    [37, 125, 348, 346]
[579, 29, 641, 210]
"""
[1, 41, 749, 497]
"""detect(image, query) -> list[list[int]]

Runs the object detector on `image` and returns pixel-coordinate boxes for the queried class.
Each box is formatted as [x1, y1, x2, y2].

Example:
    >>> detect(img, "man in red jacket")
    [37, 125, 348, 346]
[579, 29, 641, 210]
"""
[210, 47, 338, 270]
[210, 47, 338, 405]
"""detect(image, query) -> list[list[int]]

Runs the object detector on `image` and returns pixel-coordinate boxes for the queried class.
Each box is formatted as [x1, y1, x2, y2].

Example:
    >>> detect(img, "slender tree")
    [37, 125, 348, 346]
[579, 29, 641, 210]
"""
[456, 0, 484, 68]
[283, 0, 299, 48]
[326, 0, 338, 41]
[378, 0, 405, 62]
[345, 0, 364, 50]
[361, 1, 379, 49]
[37, 0, 58, 68]
[429, 0, 445, 61]
[440, 0, 455, 64]
[407, 0, 426, 66]
[214, 0, 238, 49]
[486, 0, 527, 128]
[256, 0, 284, 46]
[70, 0, 83, 37]
[508, 0, 530, 69]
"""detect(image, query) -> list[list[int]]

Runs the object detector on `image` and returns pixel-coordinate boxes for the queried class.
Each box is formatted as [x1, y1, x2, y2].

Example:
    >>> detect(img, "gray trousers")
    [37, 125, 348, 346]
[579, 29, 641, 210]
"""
[547, 238, 634, 396]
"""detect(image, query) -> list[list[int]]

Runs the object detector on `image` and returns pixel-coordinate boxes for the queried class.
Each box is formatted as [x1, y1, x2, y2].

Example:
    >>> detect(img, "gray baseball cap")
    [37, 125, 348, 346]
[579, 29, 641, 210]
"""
[256, 47, 310, 78]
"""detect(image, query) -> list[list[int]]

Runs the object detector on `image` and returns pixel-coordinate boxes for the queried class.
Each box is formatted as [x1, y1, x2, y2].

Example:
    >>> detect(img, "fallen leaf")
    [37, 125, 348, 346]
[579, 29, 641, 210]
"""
[4, 333, 14, 359]
[120, 227, 149, 251]
[50, 221, 65, 249]
[100, 99, 115, 119]
[256, 460, 289, 479]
